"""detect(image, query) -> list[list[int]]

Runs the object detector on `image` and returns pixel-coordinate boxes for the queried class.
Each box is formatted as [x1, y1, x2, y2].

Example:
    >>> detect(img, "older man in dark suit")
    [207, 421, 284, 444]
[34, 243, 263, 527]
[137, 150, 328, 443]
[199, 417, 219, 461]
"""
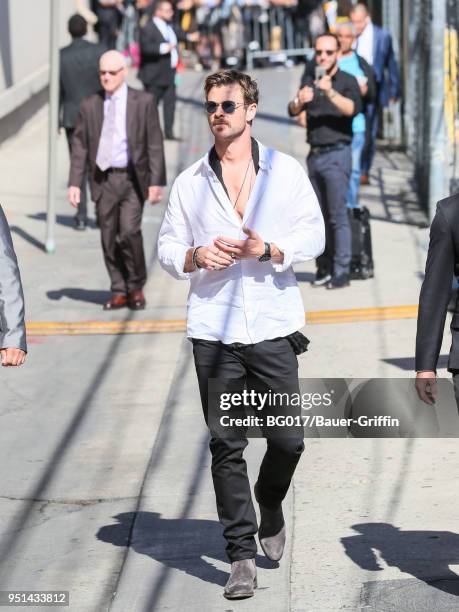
[415, 193, 459, 405]
[350, 3, 400, 184]
[68, 50, 166, 311]
[0, 205, 27, 367]
[60, 14, 104, 230]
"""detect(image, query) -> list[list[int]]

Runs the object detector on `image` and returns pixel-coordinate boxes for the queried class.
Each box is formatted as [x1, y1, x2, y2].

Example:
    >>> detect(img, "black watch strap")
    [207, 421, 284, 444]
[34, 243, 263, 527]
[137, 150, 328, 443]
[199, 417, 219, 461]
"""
[258, 242, 271, 262]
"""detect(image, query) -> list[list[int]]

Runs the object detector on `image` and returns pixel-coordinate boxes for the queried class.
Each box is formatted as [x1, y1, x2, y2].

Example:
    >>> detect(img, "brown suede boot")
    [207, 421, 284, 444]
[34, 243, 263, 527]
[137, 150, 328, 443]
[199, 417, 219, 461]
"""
[223, 559, 257, 599]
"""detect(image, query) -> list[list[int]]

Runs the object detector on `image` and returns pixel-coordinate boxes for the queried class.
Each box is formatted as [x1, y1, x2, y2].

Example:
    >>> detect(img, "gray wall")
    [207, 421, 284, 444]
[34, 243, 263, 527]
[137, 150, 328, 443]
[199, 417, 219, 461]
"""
[0, 0, 90, 140]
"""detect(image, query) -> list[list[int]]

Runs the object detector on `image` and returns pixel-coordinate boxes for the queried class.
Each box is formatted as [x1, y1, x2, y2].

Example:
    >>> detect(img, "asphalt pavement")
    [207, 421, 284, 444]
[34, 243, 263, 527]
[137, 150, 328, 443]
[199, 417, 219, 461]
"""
[1, 67, 458, 612]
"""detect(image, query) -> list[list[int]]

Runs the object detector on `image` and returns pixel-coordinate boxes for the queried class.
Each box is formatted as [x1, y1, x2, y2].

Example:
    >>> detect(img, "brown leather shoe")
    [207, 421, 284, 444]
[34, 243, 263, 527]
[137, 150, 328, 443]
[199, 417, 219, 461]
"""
[103, 293, 128, 311]
[128, 289, 146, 310]
[360, 174, 370, 186]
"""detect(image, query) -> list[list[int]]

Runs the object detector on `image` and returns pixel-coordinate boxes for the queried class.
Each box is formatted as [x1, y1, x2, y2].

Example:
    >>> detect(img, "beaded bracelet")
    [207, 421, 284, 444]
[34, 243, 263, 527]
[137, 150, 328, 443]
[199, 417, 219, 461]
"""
[192, 246, 203, 270]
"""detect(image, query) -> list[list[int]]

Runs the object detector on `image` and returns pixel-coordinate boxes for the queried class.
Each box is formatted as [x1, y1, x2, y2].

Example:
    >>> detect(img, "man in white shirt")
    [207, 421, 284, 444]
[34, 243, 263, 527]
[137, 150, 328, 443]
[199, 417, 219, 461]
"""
[138, 0, 198, 140]
[158, 70, 325, 599]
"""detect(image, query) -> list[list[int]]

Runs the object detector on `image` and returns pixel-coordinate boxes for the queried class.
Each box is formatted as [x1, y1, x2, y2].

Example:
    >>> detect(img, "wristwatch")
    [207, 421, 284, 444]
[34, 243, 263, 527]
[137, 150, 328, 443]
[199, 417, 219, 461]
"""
[258, 242, 271, 262]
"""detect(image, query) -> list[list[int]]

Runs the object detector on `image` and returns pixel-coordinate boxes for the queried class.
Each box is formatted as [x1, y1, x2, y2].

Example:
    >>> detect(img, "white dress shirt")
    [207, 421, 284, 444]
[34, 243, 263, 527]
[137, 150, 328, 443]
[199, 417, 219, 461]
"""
[104, 81, 130, 168]
[153, 16, 178, 69]
[355, 20, 374, 66]
[158, 141, 325, 344]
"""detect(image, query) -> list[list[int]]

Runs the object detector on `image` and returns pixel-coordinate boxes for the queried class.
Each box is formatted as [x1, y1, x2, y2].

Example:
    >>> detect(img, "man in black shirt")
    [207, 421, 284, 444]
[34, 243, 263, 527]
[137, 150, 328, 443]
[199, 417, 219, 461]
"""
[288, 33, 362, 289]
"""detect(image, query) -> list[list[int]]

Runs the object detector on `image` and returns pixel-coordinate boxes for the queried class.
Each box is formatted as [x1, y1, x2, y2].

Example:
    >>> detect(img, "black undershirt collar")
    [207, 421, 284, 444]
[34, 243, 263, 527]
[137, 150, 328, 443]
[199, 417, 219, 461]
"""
[208, 137, 260, 196]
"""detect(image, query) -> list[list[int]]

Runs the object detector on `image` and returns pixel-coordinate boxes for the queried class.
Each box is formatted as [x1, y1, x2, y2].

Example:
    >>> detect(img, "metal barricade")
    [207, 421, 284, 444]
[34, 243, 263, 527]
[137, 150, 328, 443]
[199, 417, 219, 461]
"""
[243, 4, 316, 69]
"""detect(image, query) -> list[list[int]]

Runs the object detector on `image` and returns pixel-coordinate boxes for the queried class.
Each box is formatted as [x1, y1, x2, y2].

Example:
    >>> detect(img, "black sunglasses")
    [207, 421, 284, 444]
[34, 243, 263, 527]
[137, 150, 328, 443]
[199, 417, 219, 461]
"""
[315, 50, 336, 56]
[99, 67, 124, 76]
[204, 101, 246, 114]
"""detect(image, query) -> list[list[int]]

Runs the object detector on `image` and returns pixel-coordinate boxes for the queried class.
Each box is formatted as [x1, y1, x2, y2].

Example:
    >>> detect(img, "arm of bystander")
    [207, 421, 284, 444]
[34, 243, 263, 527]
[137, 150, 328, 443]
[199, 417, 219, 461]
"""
[0, 205, 27, 365]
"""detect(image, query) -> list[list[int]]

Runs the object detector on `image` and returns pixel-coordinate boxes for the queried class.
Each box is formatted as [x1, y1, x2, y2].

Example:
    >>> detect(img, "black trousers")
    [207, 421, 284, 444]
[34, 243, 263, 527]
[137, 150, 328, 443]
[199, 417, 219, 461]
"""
[65, 128, 88, 223]
[361, 103, 379, 176]
[307, 145, 352, 277]
[97, 7, 121, 50]
[146, 81, 176, 138]
[97, 171, 146, 293]
[192, 336, 305, 561]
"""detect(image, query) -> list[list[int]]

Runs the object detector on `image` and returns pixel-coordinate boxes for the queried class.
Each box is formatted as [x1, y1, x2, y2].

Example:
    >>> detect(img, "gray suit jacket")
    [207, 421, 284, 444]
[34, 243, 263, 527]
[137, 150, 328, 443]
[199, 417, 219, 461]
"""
[0, 205, 27, 352]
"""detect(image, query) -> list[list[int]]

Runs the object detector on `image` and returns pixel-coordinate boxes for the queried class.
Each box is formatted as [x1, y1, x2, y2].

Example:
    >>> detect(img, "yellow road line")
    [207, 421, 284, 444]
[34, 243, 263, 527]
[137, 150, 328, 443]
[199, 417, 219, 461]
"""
[26, 305, 419, 336]
[307, 304, 418, 325]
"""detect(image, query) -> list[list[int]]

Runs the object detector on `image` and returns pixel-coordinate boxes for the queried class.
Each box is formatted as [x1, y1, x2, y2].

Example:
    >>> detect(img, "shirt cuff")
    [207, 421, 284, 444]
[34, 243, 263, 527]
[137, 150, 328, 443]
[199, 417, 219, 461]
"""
[162, 245, 197, 280]
[270, 240, 293, 273]
[159, 43, 170, 55]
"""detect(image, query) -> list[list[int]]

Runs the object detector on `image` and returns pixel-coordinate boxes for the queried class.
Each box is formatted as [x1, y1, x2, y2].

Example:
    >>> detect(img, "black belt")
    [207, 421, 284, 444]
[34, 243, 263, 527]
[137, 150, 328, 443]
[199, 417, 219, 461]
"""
[309, 143, 349, 156]
[106, 166, 130, 173]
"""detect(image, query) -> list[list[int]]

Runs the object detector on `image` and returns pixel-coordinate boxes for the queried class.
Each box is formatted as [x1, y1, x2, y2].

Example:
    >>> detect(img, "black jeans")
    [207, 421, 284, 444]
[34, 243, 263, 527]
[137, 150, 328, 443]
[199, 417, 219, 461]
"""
[192, 336, 305, 561]
[307, 145, 352, 277]
[65, 128, 88, 223]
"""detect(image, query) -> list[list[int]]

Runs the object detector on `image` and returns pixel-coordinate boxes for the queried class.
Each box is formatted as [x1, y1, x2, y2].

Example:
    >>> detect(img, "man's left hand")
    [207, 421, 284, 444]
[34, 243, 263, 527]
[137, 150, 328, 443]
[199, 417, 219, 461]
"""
[317, 75, 333, 94]
[1, 348, 26, 367]
[148, 186, 163, 204]
[214, 227, 265, 260]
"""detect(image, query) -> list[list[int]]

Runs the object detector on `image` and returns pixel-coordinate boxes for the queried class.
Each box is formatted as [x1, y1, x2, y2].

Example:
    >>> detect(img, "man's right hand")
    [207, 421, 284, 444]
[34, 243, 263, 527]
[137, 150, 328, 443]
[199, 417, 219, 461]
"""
[195, 245, 234, 271]
[184, 245, 234, 273]
[1, 348, 26, 367]
[68, 186, 81, 208]
[298, 86, 314, 105]
[415, 371, 437, 405]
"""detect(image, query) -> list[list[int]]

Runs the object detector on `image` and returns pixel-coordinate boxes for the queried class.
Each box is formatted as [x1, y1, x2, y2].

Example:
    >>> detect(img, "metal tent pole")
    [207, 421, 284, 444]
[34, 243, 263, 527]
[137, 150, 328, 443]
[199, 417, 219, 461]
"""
[45, 0, 60, 253]
[428, 0, 448, 219]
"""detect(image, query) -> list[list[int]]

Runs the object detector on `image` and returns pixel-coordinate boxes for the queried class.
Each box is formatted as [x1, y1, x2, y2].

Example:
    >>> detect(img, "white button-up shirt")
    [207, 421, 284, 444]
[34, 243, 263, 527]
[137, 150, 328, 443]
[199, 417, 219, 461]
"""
[355, 20, 374, 66]
[104, 81, 130, 168]
[153, 16, 179, 69]
[158, 141, 325, 344]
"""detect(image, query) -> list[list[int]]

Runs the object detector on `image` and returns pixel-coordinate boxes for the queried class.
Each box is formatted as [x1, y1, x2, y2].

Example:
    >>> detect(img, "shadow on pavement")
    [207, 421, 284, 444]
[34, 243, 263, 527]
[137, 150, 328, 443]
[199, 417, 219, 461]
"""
[28, 212, 98, 229]
[342, 523, 459, 596]
[295, 271, 315, 283]
[97, 511, 278, 588]
[0, 202, 163, 589]
[381, 355, 449, 371]
[10, 225, 45, 251]
[47, 288, 112, 305]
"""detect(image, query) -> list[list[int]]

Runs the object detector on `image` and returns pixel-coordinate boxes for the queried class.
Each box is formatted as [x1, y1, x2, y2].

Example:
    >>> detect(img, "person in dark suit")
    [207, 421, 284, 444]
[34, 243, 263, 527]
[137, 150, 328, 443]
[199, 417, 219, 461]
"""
[0, 205, 27, 367]
[415, 194, 459, 405]
[138, 0, 198, 140]
[60, 14, 104, 230]
[94, 0, 124, 49]
[68, 50, 166, 311]
[350, 3, 400, 185]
